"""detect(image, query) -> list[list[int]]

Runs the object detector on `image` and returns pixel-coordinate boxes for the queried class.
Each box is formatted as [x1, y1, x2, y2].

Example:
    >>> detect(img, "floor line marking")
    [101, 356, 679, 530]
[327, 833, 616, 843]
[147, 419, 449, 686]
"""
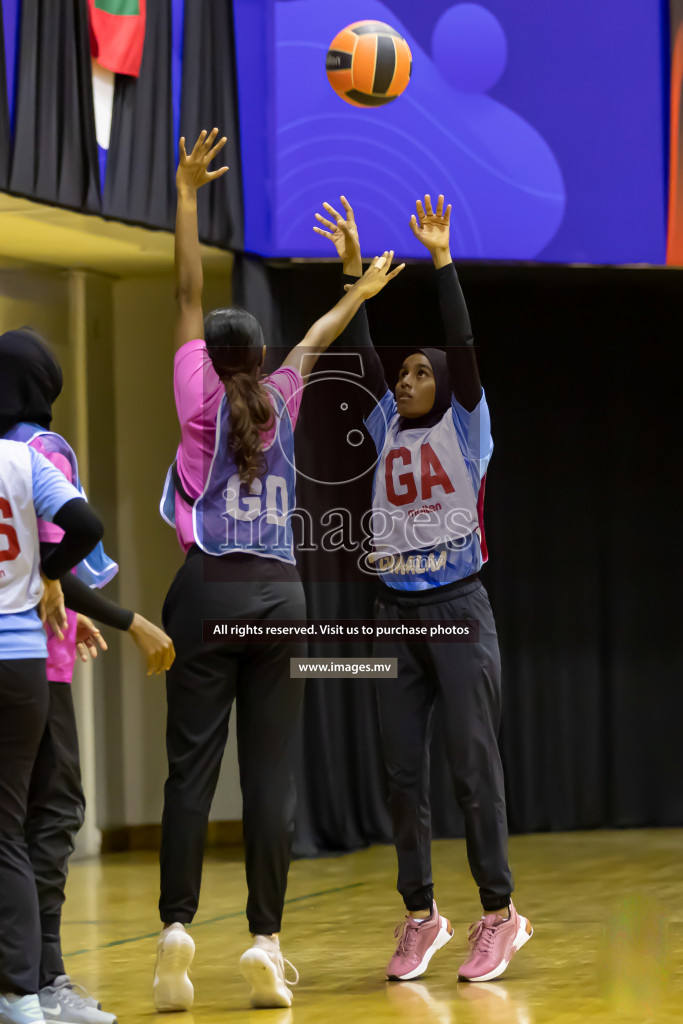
[66, 882, 366, 957]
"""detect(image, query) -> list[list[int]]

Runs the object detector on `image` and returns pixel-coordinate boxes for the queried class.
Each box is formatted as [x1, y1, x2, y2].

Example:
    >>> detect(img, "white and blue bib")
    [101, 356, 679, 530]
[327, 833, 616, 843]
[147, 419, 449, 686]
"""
[161, 384, 297, 564]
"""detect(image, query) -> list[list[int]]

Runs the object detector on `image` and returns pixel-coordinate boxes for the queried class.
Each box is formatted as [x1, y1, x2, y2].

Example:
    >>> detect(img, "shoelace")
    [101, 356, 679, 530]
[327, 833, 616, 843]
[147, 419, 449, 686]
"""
[278, 955, 299, 987]
[46, 976, 97, 1008]
[64, 980, 97, 1003]
[44, 987, 90, 1010]
[467, 918, 497, 955]
[393, 918, 420, 957]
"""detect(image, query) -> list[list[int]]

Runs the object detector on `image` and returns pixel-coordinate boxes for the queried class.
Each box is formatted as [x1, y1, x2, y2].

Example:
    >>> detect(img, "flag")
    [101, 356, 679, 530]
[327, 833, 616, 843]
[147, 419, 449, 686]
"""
[87, 0, 147, 78]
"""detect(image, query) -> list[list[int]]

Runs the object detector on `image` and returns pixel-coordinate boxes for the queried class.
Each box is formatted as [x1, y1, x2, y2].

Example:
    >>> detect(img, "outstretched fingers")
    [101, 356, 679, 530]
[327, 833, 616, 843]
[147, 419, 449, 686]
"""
[375, 251, 405, 279]
[376, 250, 403, 276]
[434, 194, 451, 223]
[323, 201, 343, 222]
[189, 129, 208, 159]
[201, 127, 220, 153]
[367, 251, 406, 291]
[206, 134, 228, 162]
[315, 211, 337, 231]
[412, 194, 451, 233]
[340, 195, 355, 223]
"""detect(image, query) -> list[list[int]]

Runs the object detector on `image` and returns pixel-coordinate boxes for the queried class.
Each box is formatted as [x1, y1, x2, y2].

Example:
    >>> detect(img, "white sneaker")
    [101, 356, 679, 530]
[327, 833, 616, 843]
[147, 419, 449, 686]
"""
[0, 994, 45, 1024]
[39, 976, 116, 1024]
[153, 923, 195, 1012]
[239, 937, 299, 1009]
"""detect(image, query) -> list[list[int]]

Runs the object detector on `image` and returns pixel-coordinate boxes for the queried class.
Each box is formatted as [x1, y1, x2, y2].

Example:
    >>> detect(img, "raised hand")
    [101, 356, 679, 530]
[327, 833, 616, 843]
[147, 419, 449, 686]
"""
[313, 196, 362, 275]
[75, 614, 108, 663]
[346, 251, 406, 298]
[176, 128, 229, 193]
[409, 194, 452, 260]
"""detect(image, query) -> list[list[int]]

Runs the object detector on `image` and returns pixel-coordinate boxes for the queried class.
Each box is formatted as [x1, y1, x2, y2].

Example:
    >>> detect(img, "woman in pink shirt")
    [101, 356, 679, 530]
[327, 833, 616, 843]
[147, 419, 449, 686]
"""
[154, 129, 403, 1013]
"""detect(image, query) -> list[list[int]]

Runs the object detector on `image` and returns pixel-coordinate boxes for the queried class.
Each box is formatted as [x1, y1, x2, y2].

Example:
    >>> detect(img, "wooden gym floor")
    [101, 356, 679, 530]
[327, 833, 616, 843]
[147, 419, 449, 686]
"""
[61, 829, 683, 1023]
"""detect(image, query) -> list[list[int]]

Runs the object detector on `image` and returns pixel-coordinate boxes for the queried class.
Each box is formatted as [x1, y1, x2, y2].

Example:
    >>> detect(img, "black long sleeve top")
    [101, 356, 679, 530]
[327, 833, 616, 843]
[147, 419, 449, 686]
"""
[340, 263, 482, 416]
[40, 539, 135, 631]
[41, 499, 104, 581]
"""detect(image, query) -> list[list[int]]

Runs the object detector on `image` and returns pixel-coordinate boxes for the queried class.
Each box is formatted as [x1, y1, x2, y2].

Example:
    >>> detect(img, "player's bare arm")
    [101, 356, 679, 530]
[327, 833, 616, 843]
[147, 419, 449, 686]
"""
[282, 252, 405, 377]
[174, 128, 229, 351]
[313, 195, 389, 409]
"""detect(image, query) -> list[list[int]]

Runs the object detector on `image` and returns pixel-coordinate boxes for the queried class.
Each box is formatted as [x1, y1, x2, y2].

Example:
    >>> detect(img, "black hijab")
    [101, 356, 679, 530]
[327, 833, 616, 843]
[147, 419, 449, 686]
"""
[397, 347, 452, 432]
[0, 329, 63, 436]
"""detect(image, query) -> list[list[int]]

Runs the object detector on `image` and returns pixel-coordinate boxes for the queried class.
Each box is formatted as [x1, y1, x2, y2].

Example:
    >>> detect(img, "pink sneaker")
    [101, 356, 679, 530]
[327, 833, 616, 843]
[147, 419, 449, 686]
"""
[386, 902, 454, 981]
[458, 902, 532, 982]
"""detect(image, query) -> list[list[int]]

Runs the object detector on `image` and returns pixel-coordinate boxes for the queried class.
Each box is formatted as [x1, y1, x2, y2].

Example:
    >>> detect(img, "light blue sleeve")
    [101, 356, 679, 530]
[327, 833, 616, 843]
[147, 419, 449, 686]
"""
[451, 388, 494, 478]
[364, 390, 397, 454]
[30, 447, 83, 523]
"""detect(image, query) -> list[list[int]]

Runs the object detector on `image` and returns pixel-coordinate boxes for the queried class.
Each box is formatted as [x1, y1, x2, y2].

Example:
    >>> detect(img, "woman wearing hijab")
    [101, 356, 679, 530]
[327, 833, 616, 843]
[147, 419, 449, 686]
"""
[0, 436, 103, 1024]
[314, 194, 531, 984]
[154, 129, 403, 1012]
[0, 329, 174, 1024]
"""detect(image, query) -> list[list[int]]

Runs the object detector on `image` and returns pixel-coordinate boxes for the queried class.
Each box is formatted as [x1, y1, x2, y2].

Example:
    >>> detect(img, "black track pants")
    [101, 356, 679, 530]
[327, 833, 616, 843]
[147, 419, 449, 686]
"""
[375, 576, 514, 914]
[26, 680, 85, 989]
[159, 547, 306, 934]
[0, 658, 49, 994]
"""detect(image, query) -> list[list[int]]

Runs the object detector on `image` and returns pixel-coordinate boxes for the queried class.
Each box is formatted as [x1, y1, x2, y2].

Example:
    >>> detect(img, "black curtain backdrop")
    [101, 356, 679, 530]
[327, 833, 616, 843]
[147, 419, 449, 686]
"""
[9, 0, 99, 210]
[180, 0, 244, 250]
[0, 8, 9, 190]
[235, 258, 683, 854]
[0, 0, 243, 245]
[100, 0, 245, 242]
[103, 0, 175, 231]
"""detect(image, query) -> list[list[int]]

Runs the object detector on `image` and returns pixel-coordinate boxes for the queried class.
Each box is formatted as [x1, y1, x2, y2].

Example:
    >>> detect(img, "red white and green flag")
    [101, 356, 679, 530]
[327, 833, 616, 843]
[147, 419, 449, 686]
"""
[87, 0, 147, 78]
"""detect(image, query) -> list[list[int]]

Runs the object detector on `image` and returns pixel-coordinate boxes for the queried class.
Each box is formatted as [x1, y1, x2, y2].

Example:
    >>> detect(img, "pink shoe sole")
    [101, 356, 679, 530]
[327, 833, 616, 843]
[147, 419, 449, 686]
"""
[458, 916, 533, 983]
[388, 917, 454, 981]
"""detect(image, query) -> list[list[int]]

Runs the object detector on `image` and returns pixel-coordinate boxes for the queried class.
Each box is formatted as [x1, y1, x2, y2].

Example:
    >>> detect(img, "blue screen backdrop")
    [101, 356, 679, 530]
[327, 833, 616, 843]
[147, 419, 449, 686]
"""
[233, 0, 667, 263]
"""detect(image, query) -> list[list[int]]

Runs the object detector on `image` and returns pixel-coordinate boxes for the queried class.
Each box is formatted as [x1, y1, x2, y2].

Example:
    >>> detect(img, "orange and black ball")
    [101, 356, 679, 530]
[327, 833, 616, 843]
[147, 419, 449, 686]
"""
[326, 21, 412, 108]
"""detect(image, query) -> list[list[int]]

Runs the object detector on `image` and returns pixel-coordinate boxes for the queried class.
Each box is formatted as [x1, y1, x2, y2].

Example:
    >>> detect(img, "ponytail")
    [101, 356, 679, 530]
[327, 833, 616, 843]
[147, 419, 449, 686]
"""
[221, 371, 274, 489]
[205, 306, 273, 489]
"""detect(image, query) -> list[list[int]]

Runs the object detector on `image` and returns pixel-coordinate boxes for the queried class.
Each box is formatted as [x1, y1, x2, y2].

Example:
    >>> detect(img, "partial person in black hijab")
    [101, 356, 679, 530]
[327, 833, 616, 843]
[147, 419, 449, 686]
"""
[0, 329, 63, 437]
[0, 325, 173, 1019]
